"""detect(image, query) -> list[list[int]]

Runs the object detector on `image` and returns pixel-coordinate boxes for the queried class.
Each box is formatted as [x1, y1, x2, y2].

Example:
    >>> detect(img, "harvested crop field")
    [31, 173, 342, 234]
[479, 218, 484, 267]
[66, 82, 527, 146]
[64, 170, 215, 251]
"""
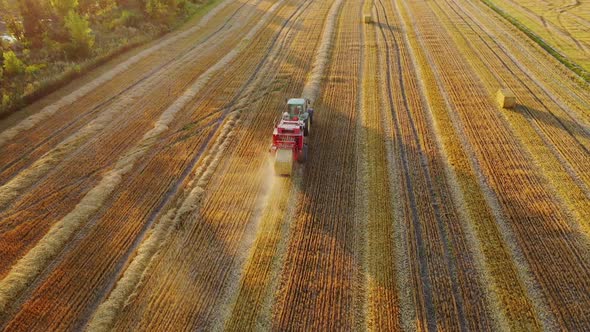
[0, 0, 589, 330]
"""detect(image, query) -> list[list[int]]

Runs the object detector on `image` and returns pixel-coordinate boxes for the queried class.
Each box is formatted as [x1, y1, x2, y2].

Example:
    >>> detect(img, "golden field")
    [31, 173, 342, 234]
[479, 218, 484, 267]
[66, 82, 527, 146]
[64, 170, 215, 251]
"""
[0, 0, 589, 330]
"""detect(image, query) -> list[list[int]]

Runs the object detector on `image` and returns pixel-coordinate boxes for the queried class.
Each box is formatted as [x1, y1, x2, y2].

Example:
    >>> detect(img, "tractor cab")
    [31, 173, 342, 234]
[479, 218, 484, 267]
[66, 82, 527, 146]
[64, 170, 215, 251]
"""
[287, 98, 312, 121]
[287, 98, 307, 119]
[286, 98, 314, 137]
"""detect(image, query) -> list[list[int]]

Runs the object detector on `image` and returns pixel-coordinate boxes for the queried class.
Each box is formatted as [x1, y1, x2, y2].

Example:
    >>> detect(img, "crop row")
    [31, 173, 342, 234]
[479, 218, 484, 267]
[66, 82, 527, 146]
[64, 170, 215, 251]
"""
[0, 0, 287, 329]
[400, 0, 590, 329]
[103, 0, 334, 330]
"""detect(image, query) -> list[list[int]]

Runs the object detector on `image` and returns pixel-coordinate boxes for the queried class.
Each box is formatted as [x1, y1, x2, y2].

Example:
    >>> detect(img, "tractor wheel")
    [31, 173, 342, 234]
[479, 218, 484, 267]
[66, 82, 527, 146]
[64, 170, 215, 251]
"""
[304, 118, 310, 137]
[298, 144, 308, 163]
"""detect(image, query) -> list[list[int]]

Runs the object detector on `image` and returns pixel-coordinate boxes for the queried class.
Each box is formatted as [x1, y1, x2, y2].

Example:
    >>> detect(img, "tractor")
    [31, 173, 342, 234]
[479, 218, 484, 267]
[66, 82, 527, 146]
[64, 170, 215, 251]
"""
[284, 98, 313, 136]
[269, 98, 314, 176]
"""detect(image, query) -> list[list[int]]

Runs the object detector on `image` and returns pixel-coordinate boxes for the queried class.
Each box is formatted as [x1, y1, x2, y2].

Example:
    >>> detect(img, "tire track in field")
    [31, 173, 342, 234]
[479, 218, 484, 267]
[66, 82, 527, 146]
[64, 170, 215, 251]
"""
[507, 0, 590, 52]
[373, 2, 442, 329]
[353, 1, 369, 330]
[500, 0, 590, 53]
[375, 0, 495, 329]
[0, 0, 286, 318]
[396, 6, 534, 330]
[358, 2, 404, 329]
[395, 1, 558, 329]
[404, 1, 549, 330]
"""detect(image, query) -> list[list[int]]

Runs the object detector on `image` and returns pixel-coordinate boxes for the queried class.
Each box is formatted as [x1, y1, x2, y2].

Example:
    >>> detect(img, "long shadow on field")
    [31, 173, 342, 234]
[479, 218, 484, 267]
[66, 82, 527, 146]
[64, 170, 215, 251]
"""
[272, 86, 590, 330]
[373, 21, 402, 33]
[509, 104, 590, 152]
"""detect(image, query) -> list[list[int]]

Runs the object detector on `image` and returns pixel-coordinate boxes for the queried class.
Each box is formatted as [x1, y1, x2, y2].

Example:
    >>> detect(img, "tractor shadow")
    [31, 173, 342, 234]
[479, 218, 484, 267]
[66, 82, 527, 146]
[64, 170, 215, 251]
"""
[275, 84, 590, 329]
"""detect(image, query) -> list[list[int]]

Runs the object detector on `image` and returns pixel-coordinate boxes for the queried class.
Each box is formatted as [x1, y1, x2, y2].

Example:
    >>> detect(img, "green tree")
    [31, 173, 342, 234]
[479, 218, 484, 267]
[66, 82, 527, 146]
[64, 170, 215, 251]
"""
[145, 0, 166, 18]
[64, 11, 95, 58]
[19, 0, 45, 47]
[145, 0, 181, 18]
[5, 16, 25, 42]
[1, 0, 25, 42]
[2, 51, 26, 76]
[79, 0, 116, 16]
[50, 0, 79, 18]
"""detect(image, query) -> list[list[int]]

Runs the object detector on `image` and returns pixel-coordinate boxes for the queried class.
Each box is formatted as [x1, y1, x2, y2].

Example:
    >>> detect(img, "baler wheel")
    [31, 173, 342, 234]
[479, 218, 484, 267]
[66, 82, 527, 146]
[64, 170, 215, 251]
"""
[298, 144, 308, 163]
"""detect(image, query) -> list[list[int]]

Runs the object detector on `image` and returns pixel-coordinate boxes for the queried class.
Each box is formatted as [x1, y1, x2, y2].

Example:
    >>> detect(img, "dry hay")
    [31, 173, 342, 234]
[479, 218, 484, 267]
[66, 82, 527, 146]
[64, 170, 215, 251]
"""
[86, 3, 287, 328]
[0, 1, 283, 310]
[301, 0, 345, 104]
[496, 88, 516, 108]
[86, 113, 239, 332]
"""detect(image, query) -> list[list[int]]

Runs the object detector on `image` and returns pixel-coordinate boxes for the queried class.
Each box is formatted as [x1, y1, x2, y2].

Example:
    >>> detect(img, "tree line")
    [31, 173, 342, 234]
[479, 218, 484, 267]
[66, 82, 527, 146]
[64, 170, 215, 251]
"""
[0, 0, 206, 113]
